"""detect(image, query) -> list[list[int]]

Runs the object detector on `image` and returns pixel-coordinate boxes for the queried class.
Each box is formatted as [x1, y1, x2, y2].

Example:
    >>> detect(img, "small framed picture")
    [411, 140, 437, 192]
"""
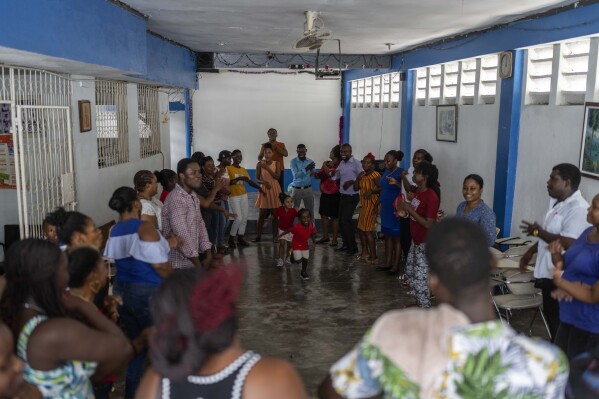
[579, 102, 599, 178]
[436, 105, 457, 142]
[78, 100, 92, 132]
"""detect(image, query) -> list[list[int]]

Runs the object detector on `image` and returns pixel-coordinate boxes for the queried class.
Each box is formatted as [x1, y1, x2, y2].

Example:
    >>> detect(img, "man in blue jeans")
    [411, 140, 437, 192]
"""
[332, 144, 363, 256]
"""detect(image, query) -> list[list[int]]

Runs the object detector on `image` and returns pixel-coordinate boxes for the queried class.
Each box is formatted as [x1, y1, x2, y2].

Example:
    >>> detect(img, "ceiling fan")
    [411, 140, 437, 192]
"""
[294, 11, 331, 51]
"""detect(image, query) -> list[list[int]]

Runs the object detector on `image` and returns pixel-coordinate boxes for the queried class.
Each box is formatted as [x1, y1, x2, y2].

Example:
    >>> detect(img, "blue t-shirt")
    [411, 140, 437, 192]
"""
[560, 226, 599, 333]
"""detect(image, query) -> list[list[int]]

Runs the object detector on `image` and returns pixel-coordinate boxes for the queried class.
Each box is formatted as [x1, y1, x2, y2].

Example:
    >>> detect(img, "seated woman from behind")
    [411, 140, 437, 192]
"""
[136, 267, 307, 399]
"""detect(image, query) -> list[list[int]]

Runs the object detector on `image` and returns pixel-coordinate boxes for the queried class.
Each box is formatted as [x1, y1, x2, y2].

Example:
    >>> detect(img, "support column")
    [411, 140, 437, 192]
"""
[493, 50, 524, 236]
[400, 71, 414, 169]
[342, 76, 351, 144]
[184, 89, 191, 157]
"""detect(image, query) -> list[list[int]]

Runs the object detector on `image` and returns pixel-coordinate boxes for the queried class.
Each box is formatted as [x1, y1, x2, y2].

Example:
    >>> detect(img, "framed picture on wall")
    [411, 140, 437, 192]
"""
[579, 102, 599, 178]
[78, 100, 92, 133]
[436, 105, 457, 142]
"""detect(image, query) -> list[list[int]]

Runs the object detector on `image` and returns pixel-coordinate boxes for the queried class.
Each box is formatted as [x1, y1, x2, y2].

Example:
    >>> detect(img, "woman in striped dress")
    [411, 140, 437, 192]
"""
[354, 153, 381, 264]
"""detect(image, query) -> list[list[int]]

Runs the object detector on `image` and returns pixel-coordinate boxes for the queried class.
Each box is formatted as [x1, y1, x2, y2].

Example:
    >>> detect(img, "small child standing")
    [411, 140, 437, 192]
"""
[273, 193, 298, 267]
[280, 208, 316, 280]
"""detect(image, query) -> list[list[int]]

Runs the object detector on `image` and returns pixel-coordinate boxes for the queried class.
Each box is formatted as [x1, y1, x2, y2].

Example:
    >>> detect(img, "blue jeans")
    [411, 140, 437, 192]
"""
[215, 201, 228, 248]
[113, 281, 158, 399]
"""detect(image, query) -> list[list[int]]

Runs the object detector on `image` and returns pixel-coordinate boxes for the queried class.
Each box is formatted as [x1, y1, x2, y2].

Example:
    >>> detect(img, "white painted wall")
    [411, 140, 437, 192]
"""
[192, 71, 341, 169]
[511, 104, 599, 235]
[169, 108, 186, 170]
[350, 107, 401, 159]
[411, 104, 500, 214]
[70, 76, 171, 228]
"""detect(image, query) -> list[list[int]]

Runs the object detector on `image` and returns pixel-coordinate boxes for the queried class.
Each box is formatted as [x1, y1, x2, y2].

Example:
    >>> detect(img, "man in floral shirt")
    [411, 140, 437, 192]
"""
[318, 218, 568, 399]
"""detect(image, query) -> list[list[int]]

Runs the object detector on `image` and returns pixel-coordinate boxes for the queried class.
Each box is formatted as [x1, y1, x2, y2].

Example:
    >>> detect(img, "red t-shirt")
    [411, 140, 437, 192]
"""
[409, 188, 440, 245]
[159, 189, 170, 203]
[290, 222, 316, 250]
[274, 207, 298, 230]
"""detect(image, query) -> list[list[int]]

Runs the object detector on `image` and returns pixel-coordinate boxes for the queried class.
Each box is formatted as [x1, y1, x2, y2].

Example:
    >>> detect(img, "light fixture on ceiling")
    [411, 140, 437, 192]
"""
[218, 42, 227, 46]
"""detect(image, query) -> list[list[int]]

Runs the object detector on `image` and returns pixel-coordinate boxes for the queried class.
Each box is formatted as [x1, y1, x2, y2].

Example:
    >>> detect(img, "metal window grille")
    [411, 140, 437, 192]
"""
[96, 80, 128, 168]
[138, 85, 161, 158]
[0, 65, 75, 239]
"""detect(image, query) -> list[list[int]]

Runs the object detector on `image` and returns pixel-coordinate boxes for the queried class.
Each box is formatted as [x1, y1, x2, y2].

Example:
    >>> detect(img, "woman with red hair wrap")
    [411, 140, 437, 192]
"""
[136, 267, 307, 399]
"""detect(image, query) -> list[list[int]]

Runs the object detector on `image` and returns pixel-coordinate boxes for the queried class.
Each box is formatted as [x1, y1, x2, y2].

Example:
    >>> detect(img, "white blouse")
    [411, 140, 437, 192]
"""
[140, 197, 164, 231]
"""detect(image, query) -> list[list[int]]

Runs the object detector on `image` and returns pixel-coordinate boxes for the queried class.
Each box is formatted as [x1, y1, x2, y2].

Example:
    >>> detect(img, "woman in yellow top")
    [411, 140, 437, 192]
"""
[226, 149, 263, 249]
[354, 153, 381, 264]
[253, 143, 283, 242]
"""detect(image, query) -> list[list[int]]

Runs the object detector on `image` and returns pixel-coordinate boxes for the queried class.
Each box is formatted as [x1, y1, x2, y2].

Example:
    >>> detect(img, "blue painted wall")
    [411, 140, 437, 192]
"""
[139, 34, 197, 89]
[1, 0, 146, 73]
[0, 0, 197, 88]
[392, 2, 599, 71]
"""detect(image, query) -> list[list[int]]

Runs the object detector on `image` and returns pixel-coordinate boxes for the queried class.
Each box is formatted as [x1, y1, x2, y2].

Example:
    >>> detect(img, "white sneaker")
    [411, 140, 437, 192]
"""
[276, 258, 284, 267]
[284, 256, 291, 265]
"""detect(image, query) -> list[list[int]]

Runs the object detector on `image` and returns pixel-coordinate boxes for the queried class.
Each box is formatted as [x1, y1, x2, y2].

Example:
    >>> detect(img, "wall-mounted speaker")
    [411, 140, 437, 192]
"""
[196, 52, 215, 70]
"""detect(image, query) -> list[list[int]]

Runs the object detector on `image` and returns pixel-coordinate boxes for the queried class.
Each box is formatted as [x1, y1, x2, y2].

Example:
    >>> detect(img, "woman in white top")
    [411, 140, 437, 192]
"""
[134, 170, 179, 249]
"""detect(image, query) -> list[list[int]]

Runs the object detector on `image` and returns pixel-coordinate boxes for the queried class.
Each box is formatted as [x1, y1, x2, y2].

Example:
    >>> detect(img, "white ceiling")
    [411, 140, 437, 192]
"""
[121, 0, 578, 54]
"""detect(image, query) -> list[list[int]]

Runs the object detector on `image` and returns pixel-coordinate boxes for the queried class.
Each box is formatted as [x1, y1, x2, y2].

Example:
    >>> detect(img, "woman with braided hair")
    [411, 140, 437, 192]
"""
[136, 267, 307, 399]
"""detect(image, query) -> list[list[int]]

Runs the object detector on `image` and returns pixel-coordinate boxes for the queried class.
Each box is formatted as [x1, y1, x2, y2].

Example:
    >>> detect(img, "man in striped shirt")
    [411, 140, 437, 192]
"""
[162, 158, 212, 269]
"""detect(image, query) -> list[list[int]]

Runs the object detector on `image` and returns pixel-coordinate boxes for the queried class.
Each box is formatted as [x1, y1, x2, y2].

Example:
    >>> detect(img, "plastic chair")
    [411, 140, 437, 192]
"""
[490, 270, 552, 339]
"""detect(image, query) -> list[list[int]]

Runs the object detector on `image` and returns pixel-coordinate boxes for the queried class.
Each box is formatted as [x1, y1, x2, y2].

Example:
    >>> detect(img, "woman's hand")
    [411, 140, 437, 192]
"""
[167, 235, 179, 249]
[357, 171, 365, 181]
[225, 211, 237, 219]
[548, 240, 565, 273]
[259, 188, 266, 196]
[103, 295, 123, 322]
[551, 288, 573, 302]
[263, 181, 272, 190]
[397, 200, 411, 213]
[401, 170, 408, 178]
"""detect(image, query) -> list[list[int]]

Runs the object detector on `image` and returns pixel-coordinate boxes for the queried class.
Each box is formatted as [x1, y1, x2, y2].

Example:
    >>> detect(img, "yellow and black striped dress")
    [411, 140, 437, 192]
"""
[358, 171, 381, 231]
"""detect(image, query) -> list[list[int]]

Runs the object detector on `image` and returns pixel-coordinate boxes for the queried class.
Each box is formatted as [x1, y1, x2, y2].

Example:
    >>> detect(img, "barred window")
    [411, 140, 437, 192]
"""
[138, 85, 161, 158]
[96, 80, 128, 168]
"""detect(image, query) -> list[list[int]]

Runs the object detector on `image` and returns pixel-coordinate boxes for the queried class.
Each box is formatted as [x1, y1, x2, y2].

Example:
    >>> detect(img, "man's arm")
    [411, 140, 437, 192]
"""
[167, 197, 200, 262]
[258, 144, 265, 161]
[291, 158, 307, 180]
[521, 221, 576, 249]
[275, 143, 288, 157]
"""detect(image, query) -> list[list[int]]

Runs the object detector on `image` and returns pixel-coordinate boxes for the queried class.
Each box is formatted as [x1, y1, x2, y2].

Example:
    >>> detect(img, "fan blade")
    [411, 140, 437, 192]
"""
[295, 35, 318, 49]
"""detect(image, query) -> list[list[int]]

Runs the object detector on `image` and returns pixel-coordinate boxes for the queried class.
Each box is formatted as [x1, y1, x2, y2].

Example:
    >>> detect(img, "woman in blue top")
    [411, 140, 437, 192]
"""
[376, 150, 404, 274]
[455, 174, 496, 246]
[104, 187, 172, 399]
[549, 193, 599, 360]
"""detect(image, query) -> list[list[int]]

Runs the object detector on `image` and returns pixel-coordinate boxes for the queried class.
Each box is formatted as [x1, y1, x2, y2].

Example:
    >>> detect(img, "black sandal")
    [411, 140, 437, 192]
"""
[316, 238, 330, 244]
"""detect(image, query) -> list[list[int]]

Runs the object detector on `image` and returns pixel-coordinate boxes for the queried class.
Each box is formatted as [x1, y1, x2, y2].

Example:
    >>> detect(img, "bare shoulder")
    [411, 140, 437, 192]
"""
[244, 357, 307, 399]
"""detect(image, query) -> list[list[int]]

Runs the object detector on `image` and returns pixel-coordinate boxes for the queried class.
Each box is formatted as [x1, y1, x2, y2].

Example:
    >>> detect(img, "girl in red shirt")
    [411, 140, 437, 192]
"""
[396, 161, 440, 308]
[273, 193, 298, 267]
[279, 209, 316, 280]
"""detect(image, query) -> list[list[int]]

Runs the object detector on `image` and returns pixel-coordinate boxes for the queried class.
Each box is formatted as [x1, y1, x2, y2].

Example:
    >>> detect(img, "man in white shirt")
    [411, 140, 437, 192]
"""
[520, 163, 590, 340]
